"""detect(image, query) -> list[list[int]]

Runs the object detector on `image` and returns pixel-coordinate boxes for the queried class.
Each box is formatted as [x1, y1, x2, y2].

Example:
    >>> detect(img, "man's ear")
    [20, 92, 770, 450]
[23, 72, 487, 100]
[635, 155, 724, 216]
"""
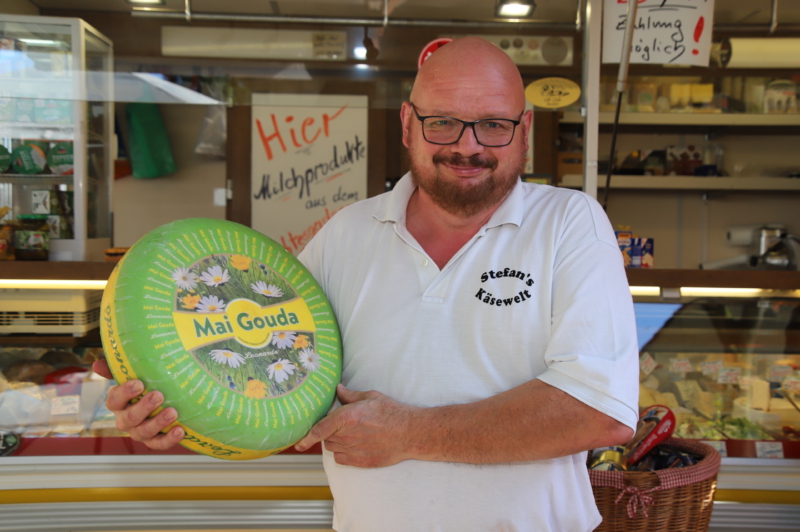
[400, 102, 413, 149]
[521, 109, 533, 148]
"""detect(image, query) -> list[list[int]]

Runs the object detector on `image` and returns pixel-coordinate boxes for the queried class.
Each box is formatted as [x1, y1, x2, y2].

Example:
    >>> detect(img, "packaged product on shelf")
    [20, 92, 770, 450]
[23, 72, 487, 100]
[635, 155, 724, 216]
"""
[764, 80, 797, 114]
[669, 83, 692, 109]
[0, 98, 14, 121]
[615, 227, 633, 267]
[47, 214, 72, 239]
[51, 188, 74, 216]
[31, 189, 51, 214]
[10, 142, 47, 174]
[0, 206, 15, 260]
[46, 141, 74, 175]
[13, 214, 49, 260]
[667, 145, 703, 175]
[636, 237, 654, 268]
[690, 84, 715, 106]
[0, 144, 10, 173]
[34, 99, 73, 124]
[633, 83, 658, 112]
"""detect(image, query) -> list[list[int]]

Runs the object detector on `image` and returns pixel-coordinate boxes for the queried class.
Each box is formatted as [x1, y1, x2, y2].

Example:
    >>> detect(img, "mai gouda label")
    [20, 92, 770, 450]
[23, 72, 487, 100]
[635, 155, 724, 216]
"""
[174, 298, 315, 351]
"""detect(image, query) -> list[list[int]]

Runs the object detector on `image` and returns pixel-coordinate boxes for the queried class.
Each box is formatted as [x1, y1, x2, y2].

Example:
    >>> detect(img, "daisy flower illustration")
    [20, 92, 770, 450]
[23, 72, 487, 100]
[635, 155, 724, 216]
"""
[298, 348, 321, 372]
[293, 334, 310, 349]
[268, 358, 296, 383]
[171, 267, 198, 291]
[209, 349, 244, 368]
[180, 294, 201, 310]
[200, 265, 230, 287]
[271, 331, 297, 349]
[230, 255, 251, 271]
[251, 280, 283, 298]
[196, 295, 226, 313]
[244, 377, 268, 399]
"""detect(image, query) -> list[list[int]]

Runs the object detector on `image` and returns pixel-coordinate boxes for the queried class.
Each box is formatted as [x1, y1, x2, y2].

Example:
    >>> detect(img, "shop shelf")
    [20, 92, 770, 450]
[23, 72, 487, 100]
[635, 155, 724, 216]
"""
[561, 174, 800, 191]
[561, 111, 800, 127]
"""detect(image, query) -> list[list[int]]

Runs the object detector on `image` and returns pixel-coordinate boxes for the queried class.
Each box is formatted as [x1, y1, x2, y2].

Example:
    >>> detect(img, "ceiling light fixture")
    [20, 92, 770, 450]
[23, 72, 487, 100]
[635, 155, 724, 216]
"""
[126, 0, 166, 5]
[496, 0, 536, 18]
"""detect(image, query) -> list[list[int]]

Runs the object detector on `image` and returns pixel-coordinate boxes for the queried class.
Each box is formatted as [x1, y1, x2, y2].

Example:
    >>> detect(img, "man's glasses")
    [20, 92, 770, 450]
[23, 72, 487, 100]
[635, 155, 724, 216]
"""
[410, 103, 522, 147]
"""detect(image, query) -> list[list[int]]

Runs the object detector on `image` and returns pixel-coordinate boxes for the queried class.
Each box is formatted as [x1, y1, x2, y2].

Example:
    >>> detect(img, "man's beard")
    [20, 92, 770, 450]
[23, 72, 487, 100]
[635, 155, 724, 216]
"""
[408, 144, 525, 218]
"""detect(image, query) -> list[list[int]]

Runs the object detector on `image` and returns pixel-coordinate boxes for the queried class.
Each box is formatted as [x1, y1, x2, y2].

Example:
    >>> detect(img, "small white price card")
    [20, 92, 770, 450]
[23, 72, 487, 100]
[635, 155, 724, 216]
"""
[769, 365, 794, 383]
[717, 367, 742, 384]
[51, 395, 80, 416]
[671, 358, 693, 373]
[640, 352, 657, 376]
[701, 440, 727, 458]
[702, 361, 724, 376]
[755, 441, 784, 459]
[783, 376, 800, 394]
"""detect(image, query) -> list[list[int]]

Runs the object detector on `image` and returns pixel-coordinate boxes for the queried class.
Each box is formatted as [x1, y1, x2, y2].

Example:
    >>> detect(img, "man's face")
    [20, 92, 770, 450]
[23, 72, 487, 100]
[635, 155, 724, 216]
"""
[401, 95, 531, 218]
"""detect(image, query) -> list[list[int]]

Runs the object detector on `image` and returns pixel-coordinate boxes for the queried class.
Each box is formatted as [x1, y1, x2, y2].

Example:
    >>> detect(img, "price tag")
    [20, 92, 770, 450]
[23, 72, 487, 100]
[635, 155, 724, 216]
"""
[717, 367, 742, 384]
[51, 395, 80, 416]
[755, 441, 784, 459]
[640, 352, 657, 376]
[769, 365, 794, 383]
[671, 358, 693, 373]
[701, 440, 727, 458]
[783, 376, 800, 394]
[702, 361, 724, 376]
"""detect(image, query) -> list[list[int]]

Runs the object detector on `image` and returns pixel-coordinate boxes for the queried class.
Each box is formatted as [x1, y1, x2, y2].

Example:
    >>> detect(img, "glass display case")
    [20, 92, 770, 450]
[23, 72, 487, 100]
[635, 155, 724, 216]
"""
[0, 14, 113, 261]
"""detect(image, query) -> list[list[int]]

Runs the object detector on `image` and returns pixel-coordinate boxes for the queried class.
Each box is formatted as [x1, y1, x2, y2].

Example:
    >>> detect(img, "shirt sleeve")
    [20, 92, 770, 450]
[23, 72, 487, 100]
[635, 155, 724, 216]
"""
[535, 194, 640, 432]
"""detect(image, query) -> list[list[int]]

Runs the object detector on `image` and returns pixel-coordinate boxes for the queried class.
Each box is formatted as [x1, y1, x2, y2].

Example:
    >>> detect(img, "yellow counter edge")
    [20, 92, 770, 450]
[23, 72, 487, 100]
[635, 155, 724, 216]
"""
[2, 487, 798, 505]
[1, 486, 333, 504]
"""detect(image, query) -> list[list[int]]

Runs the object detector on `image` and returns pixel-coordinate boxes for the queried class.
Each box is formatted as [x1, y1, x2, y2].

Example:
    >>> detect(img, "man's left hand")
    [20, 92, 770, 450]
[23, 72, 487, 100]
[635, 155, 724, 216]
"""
[294, 384, 419, 468]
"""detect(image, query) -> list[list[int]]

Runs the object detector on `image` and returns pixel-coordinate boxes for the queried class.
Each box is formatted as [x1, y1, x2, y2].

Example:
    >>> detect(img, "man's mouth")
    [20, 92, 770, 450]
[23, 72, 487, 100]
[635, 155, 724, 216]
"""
[432, 153, 498, 175]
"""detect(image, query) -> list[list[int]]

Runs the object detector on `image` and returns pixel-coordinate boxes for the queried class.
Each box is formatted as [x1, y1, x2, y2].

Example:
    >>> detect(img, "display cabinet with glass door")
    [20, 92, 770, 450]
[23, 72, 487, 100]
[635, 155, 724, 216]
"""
[0, 14, 112, 262]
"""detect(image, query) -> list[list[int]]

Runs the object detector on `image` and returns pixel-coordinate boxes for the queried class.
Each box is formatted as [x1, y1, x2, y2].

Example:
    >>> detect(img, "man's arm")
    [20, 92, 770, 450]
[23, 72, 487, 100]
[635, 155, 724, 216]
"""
[295, 379, 633, 468]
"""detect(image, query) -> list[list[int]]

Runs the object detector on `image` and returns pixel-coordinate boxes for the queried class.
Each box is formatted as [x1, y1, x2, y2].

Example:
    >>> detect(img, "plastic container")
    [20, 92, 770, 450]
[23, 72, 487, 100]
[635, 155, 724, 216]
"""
[14, 214, 50, 260]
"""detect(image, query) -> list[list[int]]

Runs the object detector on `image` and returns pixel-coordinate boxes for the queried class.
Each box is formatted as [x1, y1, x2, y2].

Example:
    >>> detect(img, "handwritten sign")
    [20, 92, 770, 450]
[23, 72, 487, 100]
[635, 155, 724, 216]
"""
[602, 0, 715, 67]
[702, 360, 724, 376]
[755, 441, 784, 459]
[251, 94, 368, 255]
[639, 352, 657, 376]
[717, 367, 741, 384]
[525, 77, 581, 109]
[671, 358, 693, 373]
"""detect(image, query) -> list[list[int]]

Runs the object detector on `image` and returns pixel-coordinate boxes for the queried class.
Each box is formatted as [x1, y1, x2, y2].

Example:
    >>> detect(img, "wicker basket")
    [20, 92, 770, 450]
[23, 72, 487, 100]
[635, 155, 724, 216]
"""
[589, 438, 722, 532]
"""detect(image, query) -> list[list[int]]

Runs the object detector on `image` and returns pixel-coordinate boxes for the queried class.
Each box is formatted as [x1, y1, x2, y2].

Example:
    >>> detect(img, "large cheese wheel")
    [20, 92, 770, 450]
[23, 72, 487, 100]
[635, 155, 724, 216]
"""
[100, 218, 342, 460]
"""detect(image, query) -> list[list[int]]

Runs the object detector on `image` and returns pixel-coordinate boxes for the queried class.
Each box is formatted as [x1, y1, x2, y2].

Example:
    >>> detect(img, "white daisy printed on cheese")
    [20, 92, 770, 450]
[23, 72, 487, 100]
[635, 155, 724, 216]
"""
[298, 348, 321, 372]
[200, 265, 230, 287]
[171, 267, 198, 291]
[196, 295, 226, 313]
[271, 331, 297, 349]
[209, 349, 245, 369]
[251, 280, 283, 298]
[268, 358, 296, 383]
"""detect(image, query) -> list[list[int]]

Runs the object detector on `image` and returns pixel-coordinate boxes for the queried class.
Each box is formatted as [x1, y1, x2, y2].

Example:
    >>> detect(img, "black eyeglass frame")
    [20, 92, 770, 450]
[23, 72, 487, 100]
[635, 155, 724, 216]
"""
[409, 102, 524, 148]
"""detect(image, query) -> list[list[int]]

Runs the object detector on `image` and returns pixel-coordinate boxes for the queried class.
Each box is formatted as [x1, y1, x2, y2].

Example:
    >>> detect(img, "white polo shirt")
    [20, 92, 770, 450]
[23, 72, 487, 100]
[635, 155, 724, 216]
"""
[298, 173, 639, 532]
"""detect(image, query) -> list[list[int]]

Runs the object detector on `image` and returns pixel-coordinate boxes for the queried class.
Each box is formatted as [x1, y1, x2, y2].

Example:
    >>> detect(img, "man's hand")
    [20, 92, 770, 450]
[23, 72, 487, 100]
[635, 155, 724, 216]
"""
[92, 359, 184, 450]
[294, 384, 420, 468]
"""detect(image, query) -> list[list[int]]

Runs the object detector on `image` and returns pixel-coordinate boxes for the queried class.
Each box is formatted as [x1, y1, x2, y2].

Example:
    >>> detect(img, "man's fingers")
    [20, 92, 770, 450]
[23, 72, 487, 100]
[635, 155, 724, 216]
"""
[294, 413, 342, 452]
[136, 424, 185, 450]
[127, 407, 180, 443]
[106, 380, 145, 411]
[92, 359, 113, 380]
[336, 384, 370, 405]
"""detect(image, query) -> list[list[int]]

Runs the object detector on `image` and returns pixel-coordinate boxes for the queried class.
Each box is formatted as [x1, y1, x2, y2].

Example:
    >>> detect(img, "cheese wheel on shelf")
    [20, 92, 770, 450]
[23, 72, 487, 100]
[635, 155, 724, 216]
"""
[101, 218, 342, 460]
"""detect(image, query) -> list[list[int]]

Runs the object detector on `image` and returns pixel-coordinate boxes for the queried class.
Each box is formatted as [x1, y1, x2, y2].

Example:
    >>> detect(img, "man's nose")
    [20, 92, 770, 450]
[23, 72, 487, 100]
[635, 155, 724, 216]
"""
[449, 124, 485, 155]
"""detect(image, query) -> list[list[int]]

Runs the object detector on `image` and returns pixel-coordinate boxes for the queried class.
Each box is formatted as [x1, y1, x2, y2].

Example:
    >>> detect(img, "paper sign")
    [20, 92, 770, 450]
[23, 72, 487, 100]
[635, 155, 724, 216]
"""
[701, 440, 727, 458]
[640, 352, 657, 375]
[251, 94, 368, 255]
[671, 358, 693, 373]
[602, 0, 716, 67]
[755, 441, 784, 459]
[51, 395, 80, 416]
[783, 376, 800, 394]
[717, 367, 741, 384]
[769, 365, 794, 383]
[702, 360, 724, 376]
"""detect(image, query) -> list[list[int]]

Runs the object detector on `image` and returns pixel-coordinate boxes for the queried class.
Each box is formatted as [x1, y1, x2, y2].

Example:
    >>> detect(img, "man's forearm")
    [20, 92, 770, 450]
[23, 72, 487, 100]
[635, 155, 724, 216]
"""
[407, 379, 634, 464]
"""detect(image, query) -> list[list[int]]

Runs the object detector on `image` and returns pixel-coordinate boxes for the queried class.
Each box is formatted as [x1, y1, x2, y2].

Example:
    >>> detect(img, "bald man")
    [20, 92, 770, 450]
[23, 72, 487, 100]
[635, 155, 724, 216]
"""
[96, 37, 639, 531]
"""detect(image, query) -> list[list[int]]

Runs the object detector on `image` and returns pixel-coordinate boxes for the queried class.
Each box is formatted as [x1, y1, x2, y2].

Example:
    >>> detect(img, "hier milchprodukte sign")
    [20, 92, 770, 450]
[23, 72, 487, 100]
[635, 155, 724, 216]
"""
[251, 93, 368, 255]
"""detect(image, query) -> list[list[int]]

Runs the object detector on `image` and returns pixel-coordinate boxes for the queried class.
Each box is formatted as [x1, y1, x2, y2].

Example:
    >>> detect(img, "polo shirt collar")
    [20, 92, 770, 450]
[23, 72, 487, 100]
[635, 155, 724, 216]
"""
[374, 172, 524, 229]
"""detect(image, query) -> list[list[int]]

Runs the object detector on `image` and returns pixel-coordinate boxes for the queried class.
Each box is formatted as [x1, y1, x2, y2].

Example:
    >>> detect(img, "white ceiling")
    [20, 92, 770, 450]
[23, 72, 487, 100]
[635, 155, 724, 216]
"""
[29, 0, 800, 25]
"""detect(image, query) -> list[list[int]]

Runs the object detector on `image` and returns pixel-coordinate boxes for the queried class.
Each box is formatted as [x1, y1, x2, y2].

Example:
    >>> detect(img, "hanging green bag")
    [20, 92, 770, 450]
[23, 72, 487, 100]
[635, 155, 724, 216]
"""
[126, 103, 177, 179]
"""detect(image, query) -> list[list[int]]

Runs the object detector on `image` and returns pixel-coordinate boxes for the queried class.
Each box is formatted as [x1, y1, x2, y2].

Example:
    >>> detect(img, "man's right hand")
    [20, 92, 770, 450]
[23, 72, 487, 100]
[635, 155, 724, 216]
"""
[92, 359, 185, 450]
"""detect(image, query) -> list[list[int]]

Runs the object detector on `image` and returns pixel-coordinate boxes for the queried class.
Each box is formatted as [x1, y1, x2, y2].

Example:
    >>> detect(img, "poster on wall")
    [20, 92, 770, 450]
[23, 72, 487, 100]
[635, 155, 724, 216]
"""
[251, 93, 368, 255]
[602, 0, 715, 67]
